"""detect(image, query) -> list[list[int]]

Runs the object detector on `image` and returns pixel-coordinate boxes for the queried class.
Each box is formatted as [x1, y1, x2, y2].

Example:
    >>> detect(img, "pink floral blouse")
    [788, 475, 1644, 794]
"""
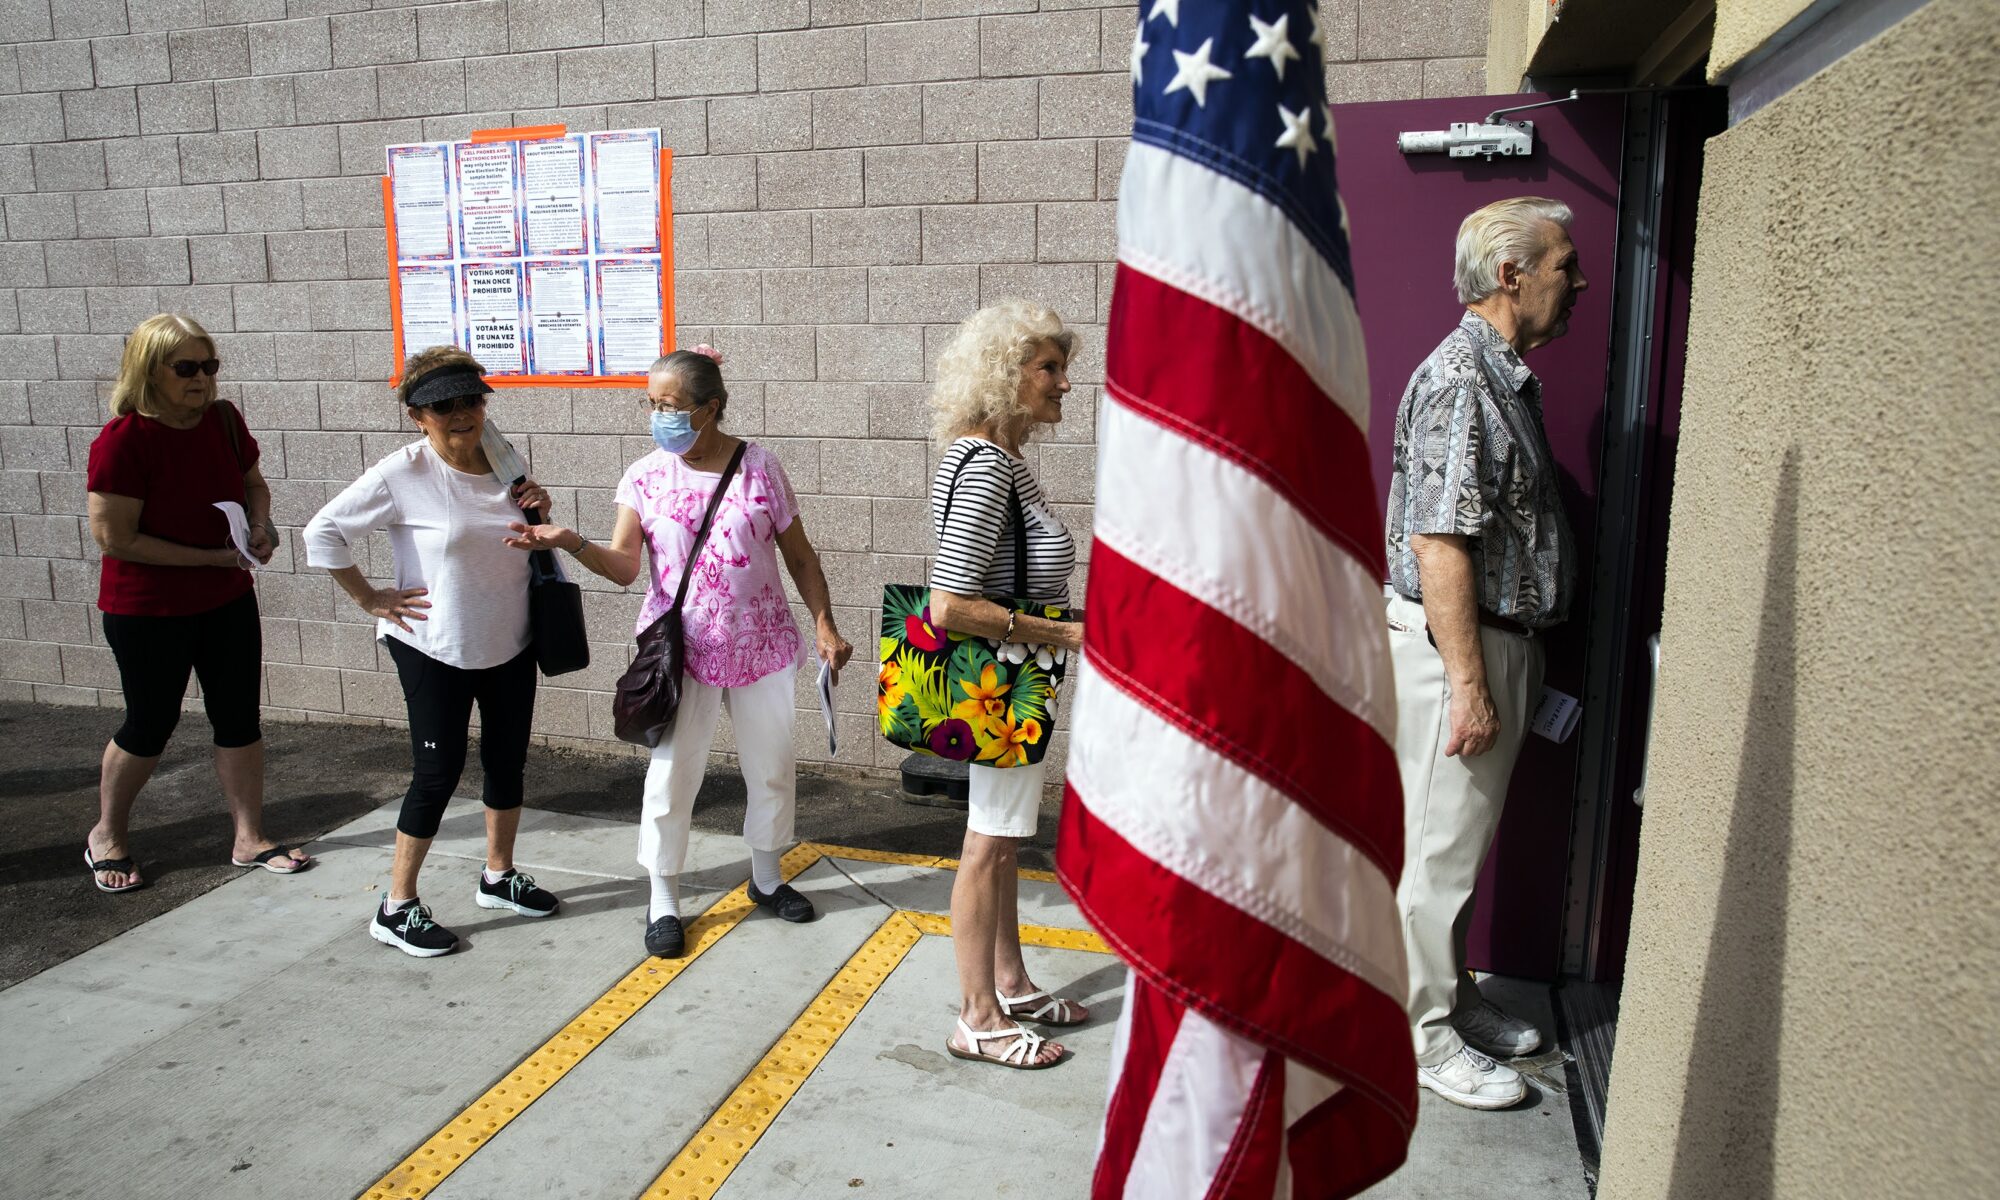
[616, 442, 803, 689]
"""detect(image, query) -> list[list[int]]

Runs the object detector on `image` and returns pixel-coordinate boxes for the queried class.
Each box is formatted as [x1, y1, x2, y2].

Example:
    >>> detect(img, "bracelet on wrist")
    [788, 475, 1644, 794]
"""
[1003, 609, 1017, 642]
[569, 533, 590, 555]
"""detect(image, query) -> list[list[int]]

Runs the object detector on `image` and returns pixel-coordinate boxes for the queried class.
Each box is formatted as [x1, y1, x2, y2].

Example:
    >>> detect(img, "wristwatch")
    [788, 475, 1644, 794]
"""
[570, 533, 592, 555]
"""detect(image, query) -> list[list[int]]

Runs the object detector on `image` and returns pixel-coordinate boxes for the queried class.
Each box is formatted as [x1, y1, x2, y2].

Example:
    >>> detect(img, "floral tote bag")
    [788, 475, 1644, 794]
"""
[878, 451, 1075, 769]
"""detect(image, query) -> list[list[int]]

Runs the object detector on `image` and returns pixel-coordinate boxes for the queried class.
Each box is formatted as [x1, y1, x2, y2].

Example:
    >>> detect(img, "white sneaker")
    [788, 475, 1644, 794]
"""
[1453, 998, 1543, 1058]
[1418, 1046, 1526, 1110]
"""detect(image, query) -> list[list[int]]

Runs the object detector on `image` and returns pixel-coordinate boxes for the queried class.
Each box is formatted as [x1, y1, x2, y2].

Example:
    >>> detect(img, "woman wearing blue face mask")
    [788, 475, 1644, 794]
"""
[505, 345, 852, 957]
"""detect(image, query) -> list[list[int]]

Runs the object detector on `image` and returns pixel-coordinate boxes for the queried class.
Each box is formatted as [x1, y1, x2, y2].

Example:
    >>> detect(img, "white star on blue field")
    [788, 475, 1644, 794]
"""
[1129, 0, 1353, 292]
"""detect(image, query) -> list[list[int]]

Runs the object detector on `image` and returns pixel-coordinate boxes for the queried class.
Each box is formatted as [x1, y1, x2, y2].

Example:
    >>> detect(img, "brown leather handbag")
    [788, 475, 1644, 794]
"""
[612, 443, 746, 748]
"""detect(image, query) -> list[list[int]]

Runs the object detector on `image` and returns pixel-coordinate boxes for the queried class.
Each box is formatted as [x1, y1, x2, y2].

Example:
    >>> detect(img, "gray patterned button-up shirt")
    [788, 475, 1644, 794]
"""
[1385, 310, 1574, 629]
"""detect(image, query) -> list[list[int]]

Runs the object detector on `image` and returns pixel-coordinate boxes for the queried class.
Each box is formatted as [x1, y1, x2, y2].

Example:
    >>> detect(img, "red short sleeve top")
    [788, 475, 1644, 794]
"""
[85, 402, 259, 617]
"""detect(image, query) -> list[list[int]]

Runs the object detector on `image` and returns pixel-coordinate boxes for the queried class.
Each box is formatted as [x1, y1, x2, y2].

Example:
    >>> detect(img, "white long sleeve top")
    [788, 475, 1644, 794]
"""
[303, 439, 531, 670]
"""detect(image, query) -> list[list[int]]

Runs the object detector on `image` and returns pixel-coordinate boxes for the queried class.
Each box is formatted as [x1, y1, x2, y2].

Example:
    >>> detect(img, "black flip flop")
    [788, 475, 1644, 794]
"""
[230, 846, 312, 874]
[84, 847, 144, 894]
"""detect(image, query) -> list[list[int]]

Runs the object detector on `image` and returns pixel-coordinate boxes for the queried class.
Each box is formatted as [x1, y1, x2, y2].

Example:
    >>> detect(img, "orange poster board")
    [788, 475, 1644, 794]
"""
[378, 122, 676, 386]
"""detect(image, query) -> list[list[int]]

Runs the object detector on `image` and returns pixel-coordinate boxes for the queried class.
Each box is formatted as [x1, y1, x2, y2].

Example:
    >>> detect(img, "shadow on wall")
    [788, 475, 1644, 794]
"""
[1664, 449, 1799, 1200]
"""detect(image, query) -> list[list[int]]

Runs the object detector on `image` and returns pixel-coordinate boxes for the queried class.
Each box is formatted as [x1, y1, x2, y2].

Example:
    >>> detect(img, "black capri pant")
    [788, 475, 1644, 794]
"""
[383, 637, 538, 840]
[101, 590, 263, 758]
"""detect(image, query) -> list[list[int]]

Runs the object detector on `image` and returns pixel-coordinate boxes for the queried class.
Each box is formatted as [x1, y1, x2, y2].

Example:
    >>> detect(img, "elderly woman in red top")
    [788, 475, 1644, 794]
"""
[80, 314, 311, 892]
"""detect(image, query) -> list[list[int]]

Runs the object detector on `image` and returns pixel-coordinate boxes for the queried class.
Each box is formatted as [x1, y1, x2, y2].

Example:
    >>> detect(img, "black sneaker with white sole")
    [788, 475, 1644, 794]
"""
[474, 869, 559, 918]
[371, 899, 459, 958]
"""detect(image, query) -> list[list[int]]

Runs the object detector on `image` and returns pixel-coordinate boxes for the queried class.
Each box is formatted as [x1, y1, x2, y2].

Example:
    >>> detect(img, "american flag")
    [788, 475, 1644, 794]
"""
[1055, 0, 1415, 1195]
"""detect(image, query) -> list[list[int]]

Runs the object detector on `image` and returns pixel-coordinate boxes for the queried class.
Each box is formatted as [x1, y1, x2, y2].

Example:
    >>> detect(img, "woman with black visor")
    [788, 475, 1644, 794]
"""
[304, 347, 561, 957]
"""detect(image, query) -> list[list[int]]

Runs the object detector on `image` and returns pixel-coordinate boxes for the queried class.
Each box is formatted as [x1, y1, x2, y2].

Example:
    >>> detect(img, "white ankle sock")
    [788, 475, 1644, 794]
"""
[649, 874, 680, 923]
[383, 894, 413, 914]
[483, 867, 509, 884]
[749, 849, 783, 894]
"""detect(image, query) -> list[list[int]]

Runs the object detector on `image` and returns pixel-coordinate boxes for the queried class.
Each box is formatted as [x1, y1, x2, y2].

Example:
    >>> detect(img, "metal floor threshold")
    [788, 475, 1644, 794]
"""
[1555, 977, 1622, 1189]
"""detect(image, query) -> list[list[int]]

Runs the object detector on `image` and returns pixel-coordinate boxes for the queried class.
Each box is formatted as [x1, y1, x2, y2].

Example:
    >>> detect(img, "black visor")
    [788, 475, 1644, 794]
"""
[405, 363, 490, 408]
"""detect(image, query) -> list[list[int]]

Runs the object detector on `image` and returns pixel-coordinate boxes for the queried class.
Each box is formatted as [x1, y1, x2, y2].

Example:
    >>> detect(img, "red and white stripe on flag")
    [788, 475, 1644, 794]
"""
[1057, 1, 1416, 1194]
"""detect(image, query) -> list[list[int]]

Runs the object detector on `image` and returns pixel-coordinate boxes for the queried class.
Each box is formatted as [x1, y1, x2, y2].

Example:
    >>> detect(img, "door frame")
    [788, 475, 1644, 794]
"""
[1558, 87, 1725, 980]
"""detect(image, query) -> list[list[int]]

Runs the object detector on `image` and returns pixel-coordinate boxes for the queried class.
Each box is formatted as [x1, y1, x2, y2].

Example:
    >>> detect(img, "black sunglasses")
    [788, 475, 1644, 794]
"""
[169, 358, 221, 378]
[421, 394, 487, 416]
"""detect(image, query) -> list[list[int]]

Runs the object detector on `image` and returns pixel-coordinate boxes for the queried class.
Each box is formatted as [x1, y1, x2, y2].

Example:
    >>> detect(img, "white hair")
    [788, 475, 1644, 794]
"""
[927, 299, 1077, 448]
[1453, 197, 1574, 304]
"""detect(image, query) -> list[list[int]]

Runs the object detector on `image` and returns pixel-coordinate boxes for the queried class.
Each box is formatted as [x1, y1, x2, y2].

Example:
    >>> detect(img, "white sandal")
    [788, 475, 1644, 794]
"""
[946, 1018, 1062, 1070]
[997, 986, 1088, 1027]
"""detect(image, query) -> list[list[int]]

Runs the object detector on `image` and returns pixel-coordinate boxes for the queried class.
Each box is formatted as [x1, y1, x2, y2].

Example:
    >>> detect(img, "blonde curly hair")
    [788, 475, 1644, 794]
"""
[928, 299, 1077, 448]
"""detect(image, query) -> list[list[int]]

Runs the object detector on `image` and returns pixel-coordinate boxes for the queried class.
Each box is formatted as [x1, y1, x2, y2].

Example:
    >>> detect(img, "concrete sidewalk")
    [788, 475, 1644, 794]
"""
[0, 782, 1589, 1200]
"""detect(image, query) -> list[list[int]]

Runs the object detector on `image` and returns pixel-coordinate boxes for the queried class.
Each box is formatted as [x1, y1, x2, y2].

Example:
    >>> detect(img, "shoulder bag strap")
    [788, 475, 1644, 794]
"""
[928, 441, 981, 579]
[670, 441, 749, 614]
[215, 399, 245, 473]
[1006, 460, 1027, 599]
[936, 442, 982, 531]
[938, 442, 1028, 598]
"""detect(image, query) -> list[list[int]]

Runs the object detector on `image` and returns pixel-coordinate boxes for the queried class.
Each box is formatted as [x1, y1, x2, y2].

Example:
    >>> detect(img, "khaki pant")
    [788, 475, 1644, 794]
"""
[1385, 592, 1544, 1066]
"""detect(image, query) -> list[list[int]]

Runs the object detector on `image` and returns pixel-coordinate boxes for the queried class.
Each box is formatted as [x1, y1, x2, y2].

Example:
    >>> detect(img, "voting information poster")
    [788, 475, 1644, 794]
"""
[385, 129, 670, 384]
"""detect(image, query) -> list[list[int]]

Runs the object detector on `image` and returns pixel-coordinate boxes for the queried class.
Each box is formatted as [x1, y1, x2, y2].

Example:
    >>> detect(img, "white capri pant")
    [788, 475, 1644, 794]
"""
[636, 667, 797, 877]
[967, 758, 1045, 839]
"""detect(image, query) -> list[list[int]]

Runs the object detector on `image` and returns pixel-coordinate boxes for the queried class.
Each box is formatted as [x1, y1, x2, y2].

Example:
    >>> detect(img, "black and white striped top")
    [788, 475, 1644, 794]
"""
[928, 437, 1076, 605]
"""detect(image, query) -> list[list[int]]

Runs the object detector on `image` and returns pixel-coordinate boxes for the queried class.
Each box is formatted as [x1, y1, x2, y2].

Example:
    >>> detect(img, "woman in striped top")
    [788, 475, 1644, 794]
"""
[927, 300, 1088, 1070]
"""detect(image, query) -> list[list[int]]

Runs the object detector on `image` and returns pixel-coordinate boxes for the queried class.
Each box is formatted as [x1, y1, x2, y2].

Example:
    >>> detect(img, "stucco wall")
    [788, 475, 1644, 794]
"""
[1598, 0, 1999, 1196]
[1710, 0, 1819, 76]
[0, 1, 1486, 773]
[1482, 0, 1545, 94]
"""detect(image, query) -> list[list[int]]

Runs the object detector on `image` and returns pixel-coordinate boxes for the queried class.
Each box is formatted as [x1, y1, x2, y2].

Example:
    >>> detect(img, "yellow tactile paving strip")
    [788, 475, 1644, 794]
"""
[639, 913, 928, 1200]
[359, 842, 1096, 1200]
[359, 842, 822, 1200]
[641, 909, 1111, 1200]
[810, 841, 1060, 885]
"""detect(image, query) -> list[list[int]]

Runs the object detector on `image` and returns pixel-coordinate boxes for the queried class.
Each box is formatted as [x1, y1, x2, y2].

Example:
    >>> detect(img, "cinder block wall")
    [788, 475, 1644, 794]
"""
[0, 0, 1485, 777]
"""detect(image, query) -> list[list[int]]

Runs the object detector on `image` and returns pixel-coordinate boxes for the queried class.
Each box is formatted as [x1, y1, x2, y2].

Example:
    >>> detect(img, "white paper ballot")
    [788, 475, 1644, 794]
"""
[816, 659, 838, 756]
[388, 144, 454, 260]
[211, 501, 260, 569]
[1530, 686, 1581, 743]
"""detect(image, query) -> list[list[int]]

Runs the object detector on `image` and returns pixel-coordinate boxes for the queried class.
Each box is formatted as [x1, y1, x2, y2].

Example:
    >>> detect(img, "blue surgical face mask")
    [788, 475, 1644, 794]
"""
[650, 407, 700, 455]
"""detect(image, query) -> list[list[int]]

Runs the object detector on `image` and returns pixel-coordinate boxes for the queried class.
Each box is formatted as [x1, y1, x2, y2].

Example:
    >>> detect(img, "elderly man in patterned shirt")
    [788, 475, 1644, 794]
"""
[1383, 196, 1587, 1110]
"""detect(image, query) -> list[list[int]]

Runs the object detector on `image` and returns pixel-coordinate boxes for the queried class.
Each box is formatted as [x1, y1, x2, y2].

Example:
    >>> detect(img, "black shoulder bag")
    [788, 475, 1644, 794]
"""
[612, 442, 748, 747]
[480, 421, 589, 678]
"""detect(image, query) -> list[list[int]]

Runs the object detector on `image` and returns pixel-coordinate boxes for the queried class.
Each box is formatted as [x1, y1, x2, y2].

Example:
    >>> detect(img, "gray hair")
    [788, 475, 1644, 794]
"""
[1453, 197, 1574, 304]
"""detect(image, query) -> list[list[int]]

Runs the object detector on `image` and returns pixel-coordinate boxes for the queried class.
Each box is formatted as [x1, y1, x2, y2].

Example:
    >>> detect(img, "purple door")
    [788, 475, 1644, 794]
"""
[1331, 93, 1627, 981]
